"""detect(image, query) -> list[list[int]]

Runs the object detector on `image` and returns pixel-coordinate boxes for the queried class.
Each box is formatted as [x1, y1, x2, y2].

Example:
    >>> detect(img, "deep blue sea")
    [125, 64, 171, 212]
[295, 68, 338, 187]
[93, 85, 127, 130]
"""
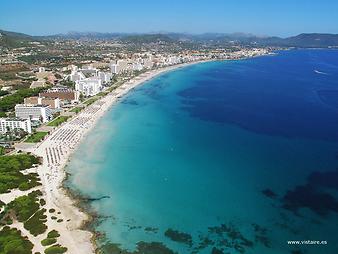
[66, 49, 338, 254]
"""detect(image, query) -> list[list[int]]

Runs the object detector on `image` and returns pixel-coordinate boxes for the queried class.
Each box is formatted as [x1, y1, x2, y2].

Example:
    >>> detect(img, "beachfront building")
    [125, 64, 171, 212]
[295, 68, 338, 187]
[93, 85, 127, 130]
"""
[15, 104, 53, 123]
[110, 63, 118, 74]
[0, 118, 32, 134]
[40, 86, 80, 104]
[98, 71, 112, 83]
[110, 59, 129, 74]
[24, 96, 61, 109]
[75, 77, 102, 96]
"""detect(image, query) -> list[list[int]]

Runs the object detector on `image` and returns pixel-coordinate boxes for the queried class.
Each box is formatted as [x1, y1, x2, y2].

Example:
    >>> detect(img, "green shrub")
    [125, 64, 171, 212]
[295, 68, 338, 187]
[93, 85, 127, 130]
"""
[47, 230, 60, 238]
[8, 194, 40, 221]
[24, 209, 47, 236]
[44, 244, 68, 254]
[41, 238, 57, 246]
[8, 191, 47, 236]
[40, 199, 46, 206]
[25, 132, 48, 143]
[0, 226, 33, 254]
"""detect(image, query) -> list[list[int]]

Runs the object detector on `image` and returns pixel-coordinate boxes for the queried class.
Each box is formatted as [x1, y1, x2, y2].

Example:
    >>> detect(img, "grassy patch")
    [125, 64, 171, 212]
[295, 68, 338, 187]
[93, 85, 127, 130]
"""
[83, 97, 99, 106]
[0, 226, 33, 254]
[96, 91, 108, 97]
[25, 132, 48, 143]
[69, 106, 83, 113]
[0, 154, 41, 193]
[47, 116, 70, 127]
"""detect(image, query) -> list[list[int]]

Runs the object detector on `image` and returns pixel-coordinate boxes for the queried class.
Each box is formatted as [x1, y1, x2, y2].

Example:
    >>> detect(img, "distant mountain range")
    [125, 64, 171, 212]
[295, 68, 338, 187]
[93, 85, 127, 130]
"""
[1, 29, 338, 48]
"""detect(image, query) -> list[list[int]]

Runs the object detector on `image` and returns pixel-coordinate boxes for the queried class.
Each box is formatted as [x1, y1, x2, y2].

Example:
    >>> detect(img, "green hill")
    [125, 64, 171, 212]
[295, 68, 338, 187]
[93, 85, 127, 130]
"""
[282, 33, 338, 47]
[0, 29, 36, 48]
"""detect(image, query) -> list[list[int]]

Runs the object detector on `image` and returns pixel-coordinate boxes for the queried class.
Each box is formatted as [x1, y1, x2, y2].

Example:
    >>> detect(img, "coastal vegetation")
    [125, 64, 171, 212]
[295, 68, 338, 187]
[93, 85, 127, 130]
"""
[41, 237, 57, 246]
[0, 226, 33, 254]
[0, 153, 41, 193]
[8, 190, 48, 236]
[24, 208, 48, 236]
[25, 131, 49, 143]
[47, 230, 60, 238]
[0, 87, 47, 112]
[44, 244, 68, 254]
[41, 230, 60, 247]
[47, 116, 70, 127]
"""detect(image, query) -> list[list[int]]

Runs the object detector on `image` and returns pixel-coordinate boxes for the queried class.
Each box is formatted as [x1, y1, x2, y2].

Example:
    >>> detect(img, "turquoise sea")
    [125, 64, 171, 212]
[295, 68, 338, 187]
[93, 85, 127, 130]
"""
[66, 49, 338, 254]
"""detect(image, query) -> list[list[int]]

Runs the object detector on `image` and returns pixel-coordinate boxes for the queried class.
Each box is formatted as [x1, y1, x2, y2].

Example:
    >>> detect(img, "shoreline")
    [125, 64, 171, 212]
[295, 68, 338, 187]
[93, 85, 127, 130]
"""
[25, 59, 218, 253]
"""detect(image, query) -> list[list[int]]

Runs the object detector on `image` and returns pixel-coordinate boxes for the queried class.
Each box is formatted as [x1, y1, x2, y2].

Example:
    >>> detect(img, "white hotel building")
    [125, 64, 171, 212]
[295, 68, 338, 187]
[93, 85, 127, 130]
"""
[0, 118, 32, 134]
[15, 104, 53, 123]
[75, 77, 102, 96]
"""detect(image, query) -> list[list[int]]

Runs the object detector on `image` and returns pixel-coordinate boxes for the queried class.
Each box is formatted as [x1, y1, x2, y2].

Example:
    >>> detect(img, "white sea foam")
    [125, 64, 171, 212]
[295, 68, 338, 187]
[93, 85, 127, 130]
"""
[314, 69, 328, 75]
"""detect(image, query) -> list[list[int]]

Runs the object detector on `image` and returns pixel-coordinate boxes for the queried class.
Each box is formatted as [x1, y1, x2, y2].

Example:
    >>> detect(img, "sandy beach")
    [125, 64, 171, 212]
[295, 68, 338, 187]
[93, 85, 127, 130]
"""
[12, 61, 208, 253]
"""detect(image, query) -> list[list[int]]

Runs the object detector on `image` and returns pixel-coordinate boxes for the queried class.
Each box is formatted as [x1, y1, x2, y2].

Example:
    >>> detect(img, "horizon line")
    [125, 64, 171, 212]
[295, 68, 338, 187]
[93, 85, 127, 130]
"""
[2, 28, 338, 39]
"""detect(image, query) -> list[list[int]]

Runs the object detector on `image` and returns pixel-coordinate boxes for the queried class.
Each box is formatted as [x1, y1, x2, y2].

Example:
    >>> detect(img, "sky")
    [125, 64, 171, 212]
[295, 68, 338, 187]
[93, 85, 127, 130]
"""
[1, 0, 338, 37]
